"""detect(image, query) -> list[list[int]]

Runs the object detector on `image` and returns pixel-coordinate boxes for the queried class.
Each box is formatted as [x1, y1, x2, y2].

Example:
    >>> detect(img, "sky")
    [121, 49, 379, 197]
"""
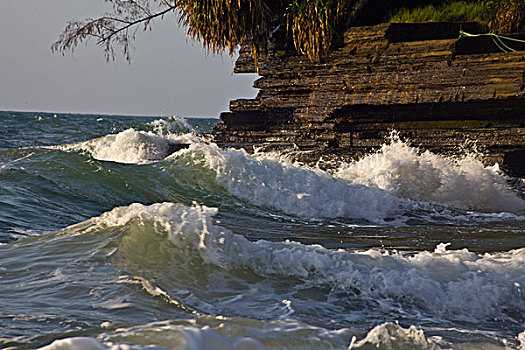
[0, 0, 259, 117]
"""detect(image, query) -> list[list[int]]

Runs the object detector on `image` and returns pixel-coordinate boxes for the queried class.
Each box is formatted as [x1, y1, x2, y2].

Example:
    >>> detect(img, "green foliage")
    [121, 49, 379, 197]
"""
[388, 1, 492, 24]
[178, 0, 351, 64]
[388, 0, 525, 33]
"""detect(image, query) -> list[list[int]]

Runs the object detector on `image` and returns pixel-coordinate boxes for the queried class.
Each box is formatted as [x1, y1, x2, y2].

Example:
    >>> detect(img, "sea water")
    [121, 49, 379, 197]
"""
[0, 111, 523, 349]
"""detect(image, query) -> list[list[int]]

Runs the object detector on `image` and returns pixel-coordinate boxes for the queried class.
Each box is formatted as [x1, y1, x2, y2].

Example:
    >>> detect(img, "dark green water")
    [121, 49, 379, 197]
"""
[0, 111, 524, 349]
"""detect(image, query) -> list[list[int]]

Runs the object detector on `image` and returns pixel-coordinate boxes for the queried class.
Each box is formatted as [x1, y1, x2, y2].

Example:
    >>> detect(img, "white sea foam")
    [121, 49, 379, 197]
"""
[57, 127, 198, 164]
[350, 322, 525, 350]
[175, 138, 525, 221]
[57, 124, 524, 218]
[39, 337, 107, 350]
[97, 318, 353, 349]
[50, 116, 197, 164]
[350, 322, 438, 349]
[38, 324, 265, 350]
[56, 128, 172, 164]
[175, 142, 416, 222]
[43, 202, 524, 349]
[333, 135, 525, 214]
[38, 319, 349, 350]
[92, 202, 525, 325]
[89, 129, 170, 164]
[55, 128, 412, 222]
[148, 116, 194, 137]
[519, 330, 525, 350]
[36, 321, 523, 350]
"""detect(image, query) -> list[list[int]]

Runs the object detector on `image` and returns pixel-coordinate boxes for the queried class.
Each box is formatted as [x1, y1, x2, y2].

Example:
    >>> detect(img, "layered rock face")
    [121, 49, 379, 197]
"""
[212, 23, 525, 176]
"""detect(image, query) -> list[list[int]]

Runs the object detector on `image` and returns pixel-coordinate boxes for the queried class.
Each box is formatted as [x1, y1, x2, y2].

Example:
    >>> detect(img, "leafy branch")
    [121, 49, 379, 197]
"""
[52, 0, 177, 62]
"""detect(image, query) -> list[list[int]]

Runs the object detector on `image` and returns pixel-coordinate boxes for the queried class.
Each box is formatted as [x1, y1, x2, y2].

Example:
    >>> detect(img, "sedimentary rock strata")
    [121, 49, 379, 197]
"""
[212, 23, 525, 176]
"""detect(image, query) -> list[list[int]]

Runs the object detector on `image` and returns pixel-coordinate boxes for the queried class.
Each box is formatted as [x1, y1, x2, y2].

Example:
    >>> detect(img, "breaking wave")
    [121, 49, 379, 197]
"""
[39, 201, 525, 349]
[333, 135, 525, 213]
[52, 123, 525, 223]
[173, 140, 524, 222]
[53, 117, 195, 164]
[7, 113, 524, 350]
[38, 322, 525, 350]
[88, 202, 525, 325]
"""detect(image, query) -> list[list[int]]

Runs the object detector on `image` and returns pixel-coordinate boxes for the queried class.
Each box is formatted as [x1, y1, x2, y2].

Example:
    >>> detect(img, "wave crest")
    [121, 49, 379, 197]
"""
[84, 202, 525, 326]
[333, 135, 525, 213]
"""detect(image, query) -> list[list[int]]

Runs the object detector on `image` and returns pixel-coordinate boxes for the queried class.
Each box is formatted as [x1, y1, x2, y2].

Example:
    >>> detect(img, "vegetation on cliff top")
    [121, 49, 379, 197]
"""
[53, 0, 525, 66]
[389, 0, 525, 34]
[388, 1, 492, 24]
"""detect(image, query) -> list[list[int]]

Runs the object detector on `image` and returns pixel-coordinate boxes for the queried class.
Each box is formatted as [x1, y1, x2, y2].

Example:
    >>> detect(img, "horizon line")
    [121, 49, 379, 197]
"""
[0, 109, 221, 119]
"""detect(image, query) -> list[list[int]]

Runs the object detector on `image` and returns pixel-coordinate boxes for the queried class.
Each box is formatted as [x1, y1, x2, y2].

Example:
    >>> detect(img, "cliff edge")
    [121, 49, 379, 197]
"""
[212, 22, 525, 177]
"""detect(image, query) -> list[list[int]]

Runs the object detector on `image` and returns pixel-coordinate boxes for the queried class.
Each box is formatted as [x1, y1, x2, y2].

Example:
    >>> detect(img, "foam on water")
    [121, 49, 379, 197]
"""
[348, 322, 522, 349]
[37, 320, 525, 350]
[90, 202, 525, 328]
[55, 125, 525, 221]
[54, 117, 195, 164]
[147, 116, 194, 137]
[174, 142, 418, 222]
[174, 139, 525, 222]
[519, 330, 525, 350]
[39, 327, 265, 350]
[38, 318, 348, 350]
[350, 322, 437, 349]
[41, 201, 525, 349]
[333, 135, 525, 214]
[57, 128, 174, 164]
[37, 322, 429, 350]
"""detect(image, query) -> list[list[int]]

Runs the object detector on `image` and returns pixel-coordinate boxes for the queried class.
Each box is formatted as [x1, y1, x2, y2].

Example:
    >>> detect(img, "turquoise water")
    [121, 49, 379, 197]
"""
[0, 111, 524, 349]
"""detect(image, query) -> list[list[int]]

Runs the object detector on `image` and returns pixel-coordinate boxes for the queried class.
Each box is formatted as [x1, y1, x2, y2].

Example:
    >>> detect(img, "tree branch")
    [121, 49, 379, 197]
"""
[52, 1, 177, 62]
[99, 5, 175, 44]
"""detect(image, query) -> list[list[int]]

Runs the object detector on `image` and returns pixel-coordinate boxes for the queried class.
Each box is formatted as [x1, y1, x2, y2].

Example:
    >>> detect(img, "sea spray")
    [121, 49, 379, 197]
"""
[333, 135, 525, 213]
[55, 128, 174, 164]
[175, 139, 525, 222]
[173, 141, 416, 222]
[52, 117, 197, 164]
[350, 322, 436, 349]
[147, 116, 194, 137]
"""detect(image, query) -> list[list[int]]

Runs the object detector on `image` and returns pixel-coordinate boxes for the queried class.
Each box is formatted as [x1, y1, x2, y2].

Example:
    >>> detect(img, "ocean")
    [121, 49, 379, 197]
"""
[0, 111, 524, 349]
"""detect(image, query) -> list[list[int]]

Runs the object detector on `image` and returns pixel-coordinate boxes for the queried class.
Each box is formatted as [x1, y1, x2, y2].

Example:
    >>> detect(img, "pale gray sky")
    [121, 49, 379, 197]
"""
[0, 0, 258, 117]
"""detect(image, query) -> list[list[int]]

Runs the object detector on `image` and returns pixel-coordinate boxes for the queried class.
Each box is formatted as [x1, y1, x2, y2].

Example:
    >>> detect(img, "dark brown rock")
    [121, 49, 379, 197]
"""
[167, 143, 190, 156]
[212, 22, 525, 177]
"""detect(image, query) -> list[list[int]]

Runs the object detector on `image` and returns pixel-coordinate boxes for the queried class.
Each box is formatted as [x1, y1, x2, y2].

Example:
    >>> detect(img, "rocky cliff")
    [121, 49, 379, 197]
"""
[211, 22, 525, 176]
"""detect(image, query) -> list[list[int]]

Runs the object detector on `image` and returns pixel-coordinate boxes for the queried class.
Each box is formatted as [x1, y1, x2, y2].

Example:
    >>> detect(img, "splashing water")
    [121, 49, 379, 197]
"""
[2, 112, 524, 350]
[52, 124, 525, 222]
[31, 201, 525, 349]
[333, 134, 525, 214]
